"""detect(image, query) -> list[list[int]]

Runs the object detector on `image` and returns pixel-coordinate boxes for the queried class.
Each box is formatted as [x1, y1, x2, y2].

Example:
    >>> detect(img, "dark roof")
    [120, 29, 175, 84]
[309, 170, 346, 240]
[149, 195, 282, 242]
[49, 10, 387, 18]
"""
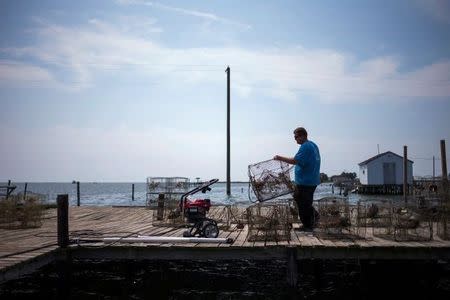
[358, 151, 414, 166]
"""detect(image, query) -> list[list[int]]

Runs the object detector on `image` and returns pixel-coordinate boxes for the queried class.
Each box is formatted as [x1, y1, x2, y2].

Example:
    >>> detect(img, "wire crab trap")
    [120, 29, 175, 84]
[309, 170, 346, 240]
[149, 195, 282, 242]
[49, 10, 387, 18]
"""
[248, 159, 294, 202]
[316, 197, 365, 238]
[391, 203, 432, 242]
[436, 186, 450, 240]
[358, 199, 394, 239]
[0, 195, 44, 229]
[349, 200, 368, 238]
[366, 199, 432, 241]
[437, 206, 450, 240]
[151, 196, 185, 227]
[415, 196, 441, 223]
[146, 177, 190, 206]
[246, 203, 292, 242]
[211, 205, 247, 230]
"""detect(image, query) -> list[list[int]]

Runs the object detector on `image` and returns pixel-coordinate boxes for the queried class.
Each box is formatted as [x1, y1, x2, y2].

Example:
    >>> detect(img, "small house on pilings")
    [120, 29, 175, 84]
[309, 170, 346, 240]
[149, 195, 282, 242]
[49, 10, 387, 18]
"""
[357, 151, 414, 194]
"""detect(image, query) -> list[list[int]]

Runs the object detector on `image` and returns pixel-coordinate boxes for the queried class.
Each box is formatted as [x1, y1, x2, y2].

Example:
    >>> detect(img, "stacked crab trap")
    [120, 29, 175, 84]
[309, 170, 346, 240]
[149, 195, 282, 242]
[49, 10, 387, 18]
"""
[315, 197, 366, 239]
[147, 177, 190, 227]
[356, 198, 433, 242]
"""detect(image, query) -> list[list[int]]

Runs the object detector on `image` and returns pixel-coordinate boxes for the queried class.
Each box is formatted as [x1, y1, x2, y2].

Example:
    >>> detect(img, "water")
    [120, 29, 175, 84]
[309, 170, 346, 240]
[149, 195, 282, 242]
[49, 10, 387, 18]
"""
[0, 259, 449, 299]
[4, 182, 401, 206]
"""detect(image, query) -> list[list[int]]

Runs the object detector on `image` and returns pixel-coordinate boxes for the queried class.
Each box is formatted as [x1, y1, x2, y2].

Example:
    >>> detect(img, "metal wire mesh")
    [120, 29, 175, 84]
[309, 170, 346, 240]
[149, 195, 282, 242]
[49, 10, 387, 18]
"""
[361, 199, 393, 231]
[248, 159, 294, 202]
[437, 207, 450, 240]
[316, 197, 366, 238]
[350, 201, 367, 238]
[213, 205, 247, 229]
[146, 177, 190, 206]
[151, 196, 184, 227]
[436, 186, 450, 240]
[246, 203, 292, 242]
[0, 195, 44, 229]
[391, 204, 432, 242]
[364, 199, 433, 241]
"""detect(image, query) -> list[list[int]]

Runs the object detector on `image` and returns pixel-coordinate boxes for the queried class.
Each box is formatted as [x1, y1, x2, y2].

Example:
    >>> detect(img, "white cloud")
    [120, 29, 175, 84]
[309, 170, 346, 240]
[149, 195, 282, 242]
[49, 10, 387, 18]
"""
[0, 60, 54, 86]
[116, 0, 252, 30]
[1, 18, 450, 102]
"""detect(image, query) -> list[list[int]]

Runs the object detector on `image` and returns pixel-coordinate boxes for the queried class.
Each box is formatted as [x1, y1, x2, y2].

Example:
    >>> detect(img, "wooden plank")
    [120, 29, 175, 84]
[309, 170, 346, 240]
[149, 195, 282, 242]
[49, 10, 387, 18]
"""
[231, 225, 248, 248]
[2, 205, 450, 272]
[219, 224, 238, 247]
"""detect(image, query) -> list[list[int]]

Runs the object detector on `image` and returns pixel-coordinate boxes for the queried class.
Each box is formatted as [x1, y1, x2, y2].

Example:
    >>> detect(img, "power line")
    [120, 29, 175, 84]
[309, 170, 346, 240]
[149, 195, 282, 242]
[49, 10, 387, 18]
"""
[411, 157, 441, 160]
[2, 61, 450, 85]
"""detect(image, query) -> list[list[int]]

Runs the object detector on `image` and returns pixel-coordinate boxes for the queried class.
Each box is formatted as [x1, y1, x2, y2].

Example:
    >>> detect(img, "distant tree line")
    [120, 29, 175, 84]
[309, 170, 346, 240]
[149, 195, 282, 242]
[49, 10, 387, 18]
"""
[320, 171, 358, 183]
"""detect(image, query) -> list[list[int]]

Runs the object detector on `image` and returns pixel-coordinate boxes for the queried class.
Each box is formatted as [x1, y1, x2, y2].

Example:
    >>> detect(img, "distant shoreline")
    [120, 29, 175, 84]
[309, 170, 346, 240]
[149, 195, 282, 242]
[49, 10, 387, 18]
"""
[2, 181, 251, 184]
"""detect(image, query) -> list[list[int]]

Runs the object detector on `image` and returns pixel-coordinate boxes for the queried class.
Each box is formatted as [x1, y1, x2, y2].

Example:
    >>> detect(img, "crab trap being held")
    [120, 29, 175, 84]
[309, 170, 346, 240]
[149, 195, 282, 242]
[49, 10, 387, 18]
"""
[248, 159, 294, 202]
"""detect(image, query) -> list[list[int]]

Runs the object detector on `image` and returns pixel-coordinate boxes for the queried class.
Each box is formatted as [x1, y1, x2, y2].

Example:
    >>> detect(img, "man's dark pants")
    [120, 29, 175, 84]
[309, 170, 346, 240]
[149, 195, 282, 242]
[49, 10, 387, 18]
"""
[294, 184, 318, 229]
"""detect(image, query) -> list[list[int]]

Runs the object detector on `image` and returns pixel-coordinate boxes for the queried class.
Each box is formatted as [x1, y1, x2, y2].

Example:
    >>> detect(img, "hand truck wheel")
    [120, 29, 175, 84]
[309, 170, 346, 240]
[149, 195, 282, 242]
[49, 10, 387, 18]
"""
[202, 221, 219, 238]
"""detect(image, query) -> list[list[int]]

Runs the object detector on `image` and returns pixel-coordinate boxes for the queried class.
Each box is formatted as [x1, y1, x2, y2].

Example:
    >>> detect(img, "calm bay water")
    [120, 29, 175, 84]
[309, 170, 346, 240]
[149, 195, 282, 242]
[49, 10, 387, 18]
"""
[4, 182, 400, 206]
[3, 182, 401, 206]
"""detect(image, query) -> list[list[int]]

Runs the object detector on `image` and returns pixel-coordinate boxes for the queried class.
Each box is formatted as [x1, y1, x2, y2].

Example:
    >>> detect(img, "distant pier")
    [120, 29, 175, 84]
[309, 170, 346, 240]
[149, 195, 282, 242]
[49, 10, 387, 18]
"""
[357, 184, 412, 195]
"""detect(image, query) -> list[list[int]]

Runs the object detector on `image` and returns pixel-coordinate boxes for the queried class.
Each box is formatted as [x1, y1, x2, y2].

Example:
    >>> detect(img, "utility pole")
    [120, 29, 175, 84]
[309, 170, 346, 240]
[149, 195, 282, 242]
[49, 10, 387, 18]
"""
[403, 145, 408, 204]
[433, 155, 435, 184]
[441, 140, 448, 200]
[226, 66, 231, 196]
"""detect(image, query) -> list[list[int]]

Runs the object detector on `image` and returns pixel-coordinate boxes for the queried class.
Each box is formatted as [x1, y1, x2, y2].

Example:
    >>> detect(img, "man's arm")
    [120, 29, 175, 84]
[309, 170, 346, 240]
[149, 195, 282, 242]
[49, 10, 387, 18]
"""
[273, 155, 297, 165]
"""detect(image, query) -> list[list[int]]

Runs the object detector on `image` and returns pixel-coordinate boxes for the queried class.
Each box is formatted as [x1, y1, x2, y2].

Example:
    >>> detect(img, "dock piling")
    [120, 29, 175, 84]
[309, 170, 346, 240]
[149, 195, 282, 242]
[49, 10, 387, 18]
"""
[6, 180, 11, 200]
[132, 184, 135, 201]
[23, 182, 28, 201]
[157, 194, 165, 220]
[57, 194, 69, 248]
[441, 140, 448, 198]
[286, 247, 298, 287]
[76, 182, 80, 206]
[403, 145, 408, 204]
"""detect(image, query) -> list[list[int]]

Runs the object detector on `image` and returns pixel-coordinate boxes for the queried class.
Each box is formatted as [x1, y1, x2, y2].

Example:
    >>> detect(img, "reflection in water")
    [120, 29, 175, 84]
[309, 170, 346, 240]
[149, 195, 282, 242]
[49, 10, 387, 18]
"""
[1, 259, 449, 299]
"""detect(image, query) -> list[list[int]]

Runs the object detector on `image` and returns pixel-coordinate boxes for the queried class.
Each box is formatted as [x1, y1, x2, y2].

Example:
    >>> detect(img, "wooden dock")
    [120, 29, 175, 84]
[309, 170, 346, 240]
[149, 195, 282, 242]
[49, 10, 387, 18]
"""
[1, 206, 450, 284]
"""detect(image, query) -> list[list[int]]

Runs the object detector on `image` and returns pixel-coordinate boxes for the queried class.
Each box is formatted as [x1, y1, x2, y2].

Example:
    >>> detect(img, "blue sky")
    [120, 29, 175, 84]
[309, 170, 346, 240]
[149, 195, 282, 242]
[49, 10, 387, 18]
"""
[1, 0, 449, 182]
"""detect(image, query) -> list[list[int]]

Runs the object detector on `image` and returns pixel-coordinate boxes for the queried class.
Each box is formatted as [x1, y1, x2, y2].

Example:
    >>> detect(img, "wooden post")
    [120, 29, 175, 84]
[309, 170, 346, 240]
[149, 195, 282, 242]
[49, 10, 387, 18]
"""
[6, 180, 11, 200]
[286, 247, 298, 287]
[157, 193, 165, 221]
[57, 194, 69, 248]
[23, 182, 28, 201]
[403, 145, 408, 204]
[226, 66, 231, 196]
[441, 140, 448, 199]
[76, 181, 80, 206]
[132, 184, 135, 201]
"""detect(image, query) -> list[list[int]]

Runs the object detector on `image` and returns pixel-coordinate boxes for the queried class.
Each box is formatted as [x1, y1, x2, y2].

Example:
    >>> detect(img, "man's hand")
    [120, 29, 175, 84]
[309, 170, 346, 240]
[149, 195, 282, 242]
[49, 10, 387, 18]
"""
[273, 155, 296, 165]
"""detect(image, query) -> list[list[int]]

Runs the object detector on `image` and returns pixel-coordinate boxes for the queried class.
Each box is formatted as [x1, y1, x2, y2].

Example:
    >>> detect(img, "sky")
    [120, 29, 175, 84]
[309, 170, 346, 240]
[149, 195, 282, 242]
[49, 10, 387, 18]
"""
[0, 0, 449, 182]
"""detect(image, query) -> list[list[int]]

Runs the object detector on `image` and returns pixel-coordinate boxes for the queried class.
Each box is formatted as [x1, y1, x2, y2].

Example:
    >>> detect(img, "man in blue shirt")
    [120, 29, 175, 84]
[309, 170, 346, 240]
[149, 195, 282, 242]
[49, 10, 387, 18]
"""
[274, 127, 321, 230]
